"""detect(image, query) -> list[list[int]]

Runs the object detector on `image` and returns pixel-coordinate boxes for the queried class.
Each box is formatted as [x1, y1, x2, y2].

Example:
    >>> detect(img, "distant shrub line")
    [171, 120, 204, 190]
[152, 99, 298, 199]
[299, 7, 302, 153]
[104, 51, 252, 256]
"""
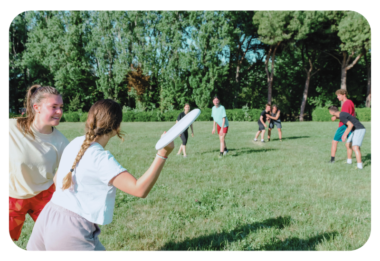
[9, 108, 371, 122]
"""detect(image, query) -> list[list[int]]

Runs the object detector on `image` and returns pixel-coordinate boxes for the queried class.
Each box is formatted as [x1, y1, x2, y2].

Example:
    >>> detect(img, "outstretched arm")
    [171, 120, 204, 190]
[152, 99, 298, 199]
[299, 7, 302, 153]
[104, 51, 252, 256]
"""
[110, 133, 174, 198]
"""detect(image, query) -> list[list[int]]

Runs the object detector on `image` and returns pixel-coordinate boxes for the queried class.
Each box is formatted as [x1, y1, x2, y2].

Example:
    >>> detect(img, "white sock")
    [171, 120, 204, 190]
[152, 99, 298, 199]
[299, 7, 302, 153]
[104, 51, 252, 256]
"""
[347, 158, 352, 164]
[357, 163, 363, 169]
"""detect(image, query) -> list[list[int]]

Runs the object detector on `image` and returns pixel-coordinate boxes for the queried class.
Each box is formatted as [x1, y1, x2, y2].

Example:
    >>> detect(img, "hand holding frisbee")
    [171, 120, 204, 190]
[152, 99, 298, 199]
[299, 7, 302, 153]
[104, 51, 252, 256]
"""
[155, 109, 201, 150]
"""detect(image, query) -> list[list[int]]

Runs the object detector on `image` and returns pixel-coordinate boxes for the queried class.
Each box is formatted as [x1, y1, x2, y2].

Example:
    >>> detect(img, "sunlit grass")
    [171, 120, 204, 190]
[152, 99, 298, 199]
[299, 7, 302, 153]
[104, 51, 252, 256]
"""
[14, 121, 371, 250]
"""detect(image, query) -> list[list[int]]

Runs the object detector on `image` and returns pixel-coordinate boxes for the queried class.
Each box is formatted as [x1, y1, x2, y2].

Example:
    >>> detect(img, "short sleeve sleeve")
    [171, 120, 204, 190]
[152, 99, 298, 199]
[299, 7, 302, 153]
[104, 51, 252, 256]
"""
[97, 151, 127, 186]
[211, 107, 214, 119]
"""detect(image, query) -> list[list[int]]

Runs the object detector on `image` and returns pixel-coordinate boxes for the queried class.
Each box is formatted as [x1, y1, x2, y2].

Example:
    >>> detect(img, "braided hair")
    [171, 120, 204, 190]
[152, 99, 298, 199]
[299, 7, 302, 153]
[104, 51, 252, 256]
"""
[61, 99, 123, 190]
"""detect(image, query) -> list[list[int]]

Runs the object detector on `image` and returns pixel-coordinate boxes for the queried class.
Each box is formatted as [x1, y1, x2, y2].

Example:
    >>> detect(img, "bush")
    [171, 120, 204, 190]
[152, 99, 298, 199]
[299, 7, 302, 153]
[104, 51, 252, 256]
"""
[197, 108, 212, 121]
[63, 112, 80, 122]
[122, 112, 135, 122]
[312, 107, 332, 122]
[312, 107, 371, 122]
[80, 112, 88, 122]
[356, 108, 371, 121]
[248, 109, 262, 122]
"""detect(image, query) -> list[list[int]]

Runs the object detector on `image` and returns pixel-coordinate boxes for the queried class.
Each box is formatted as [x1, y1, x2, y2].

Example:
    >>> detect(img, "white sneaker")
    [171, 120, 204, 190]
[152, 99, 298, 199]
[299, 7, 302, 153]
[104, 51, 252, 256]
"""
[223, 150, 228, 156]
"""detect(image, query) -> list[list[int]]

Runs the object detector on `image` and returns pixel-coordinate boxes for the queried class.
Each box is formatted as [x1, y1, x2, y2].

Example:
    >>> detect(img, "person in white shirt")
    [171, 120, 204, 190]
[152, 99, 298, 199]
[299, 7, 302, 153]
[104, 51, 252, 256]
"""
[27, 99, 174, 251]
[9, 84, 68, 241]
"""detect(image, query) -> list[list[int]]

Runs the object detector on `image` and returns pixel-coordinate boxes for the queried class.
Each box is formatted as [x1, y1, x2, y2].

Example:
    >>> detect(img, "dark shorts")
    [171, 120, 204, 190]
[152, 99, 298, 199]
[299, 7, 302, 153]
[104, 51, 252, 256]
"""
[333, 125, 352, 142]
[258, 122, 265, 131]
[269, 121, 282, 129]
[180, 130, 188, 145]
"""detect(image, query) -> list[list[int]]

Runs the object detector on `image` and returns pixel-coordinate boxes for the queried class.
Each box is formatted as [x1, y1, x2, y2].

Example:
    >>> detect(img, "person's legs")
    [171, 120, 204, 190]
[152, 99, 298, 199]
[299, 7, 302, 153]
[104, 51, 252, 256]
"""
[177, 145, 183, 155]
[223, 132, 228, 155]
[353, 145, 362, 163]
[219, 133, 225, 153]
[331, 140, 338, 158]
[351, 129, 366, 169]
[346, 142, 353, 164]
[278, 128, 282, 140]
[9, 197, 28, 241]
[268, 128, 272, 140]
[261, 130, 266, 141]
[254, 130, 261, 140]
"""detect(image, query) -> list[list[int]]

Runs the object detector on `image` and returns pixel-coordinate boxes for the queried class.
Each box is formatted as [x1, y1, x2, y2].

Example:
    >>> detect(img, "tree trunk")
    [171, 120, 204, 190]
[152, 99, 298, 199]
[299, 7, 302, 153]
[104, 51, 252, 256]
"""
[234, 65, 240, 109]
[300, 72, 311, 121]
[265, 42, 280, 104]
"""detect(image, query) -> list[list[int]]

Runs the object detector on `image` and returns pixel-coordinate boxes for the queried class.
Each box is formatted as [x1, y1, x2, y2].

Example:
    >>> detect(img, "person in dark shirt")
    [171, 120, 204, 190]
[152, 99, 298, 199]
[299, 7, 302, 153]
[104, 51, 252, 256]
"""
[328, 106, 366, 169]
[176, 103, 194, 158]
[254, 104, 271, 142]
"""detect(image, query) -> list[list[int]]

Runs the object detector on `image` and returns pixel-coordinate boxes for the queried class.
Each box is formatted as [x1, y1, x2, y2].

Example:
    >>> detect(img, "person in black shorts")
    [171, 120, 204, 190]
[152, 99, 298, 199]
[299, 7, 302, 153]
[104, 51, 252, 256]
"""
[176, 103, 194, 158]
[254, 104, 271, 142]
[266, 104, 282, 142]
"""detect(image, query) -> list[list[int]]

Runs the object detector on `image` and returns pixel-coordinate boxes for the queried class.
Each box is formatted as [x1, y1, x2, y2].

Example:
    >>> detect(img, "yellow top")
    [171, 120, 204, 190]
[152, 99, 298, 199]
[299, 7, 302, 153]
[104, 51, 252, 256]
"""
[9, 119, 69, 199]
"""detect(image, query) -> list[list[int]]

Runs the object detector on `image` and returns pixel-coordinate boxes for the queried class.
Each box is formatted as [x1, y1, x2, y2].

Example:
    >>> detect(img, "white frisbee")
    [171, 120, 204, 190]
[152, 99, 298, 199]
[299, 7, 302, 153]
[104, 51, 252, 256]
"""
[155, 109, 201, 150]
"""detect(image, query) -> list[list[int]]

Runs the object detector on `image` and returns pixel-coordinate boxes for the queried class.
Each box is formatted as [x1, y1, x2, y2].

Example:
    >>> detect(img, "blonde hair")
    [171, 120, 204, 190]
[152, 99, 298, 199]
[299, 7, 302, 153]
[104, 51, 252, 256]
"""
[61, 99, 124, 190]
[16, 85, 61, 139]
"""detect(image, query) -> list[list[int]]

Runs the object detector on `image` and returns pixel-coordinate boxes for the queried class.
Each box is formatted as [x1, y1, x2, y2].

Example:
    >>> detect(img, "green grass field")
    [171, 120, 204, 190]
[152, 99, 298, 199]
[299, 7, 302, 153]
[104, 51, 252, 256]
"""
[14, 121, 371, 250]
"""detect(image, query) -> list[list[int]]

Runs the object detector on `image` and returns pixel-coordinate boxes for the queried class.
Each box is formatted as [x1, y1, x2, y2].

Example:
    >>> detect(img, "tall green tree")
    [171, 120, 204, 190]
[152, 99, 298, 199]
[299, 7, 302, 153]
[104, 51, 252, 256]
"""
[9, 12, 29, 112]
[252, 11, 295, 104]
[338, 11, 371, 106]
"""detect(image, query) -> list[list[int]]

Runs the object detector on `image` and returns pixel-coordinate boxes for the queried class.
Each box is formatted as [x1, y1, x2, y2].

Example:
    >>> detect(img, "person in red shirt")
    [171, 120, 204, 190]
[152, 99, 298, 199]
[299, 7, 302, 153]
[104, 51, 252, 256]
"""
[329, 89, 355, 163]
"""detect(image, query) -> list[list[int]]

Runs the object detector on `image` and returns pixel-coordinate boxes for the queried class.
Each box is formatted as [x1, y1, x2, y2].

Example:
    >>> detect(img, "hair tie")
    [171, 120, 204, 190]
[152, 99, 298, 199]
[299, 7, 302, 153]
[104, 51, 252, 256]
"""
[70, 169, 74, 172]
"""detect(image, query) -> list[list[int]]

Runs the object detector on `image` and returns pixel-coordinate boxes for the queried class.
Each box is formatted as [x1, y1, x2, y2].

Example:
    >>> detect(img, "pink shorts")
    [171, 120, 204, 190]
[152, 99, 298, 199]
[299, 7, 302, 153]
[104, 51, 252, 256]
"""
[27, 202, 105, 251]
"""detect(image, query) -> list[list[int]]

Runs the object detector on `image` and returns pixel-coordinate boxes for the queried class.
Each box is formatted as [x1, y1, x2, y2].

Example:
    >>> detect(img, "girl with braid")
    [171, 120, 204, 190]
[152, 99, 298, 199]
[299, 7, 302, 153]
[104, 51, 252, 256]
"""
[9, 85, 68, 241]
[27, 99, 174, 251]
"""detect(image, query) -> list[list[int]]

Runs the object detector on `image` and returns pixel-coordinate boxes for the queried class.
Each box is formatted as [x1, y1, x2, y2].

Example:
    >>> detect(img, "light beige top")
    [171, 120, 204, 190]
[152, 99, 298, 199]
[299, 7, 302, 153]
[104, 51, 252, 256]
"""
[9, 119, 69, 199]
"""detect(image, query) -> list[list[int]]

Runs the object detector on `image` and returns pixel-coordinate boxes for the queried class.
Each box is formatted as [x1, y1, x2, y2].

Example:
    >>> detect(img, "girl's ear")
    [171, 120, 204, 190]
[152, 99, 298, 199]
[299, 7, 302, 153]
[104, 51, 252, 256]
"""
[33, 103, 40, 114]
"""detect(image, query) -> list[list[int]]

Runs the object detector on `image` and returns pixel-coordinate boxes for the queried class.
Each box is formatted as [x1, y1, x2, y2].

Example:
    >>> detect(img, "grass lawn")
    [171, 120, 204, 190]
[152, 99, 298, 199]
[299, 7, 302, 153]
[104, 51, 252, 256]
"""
[14, 121, 371, 250]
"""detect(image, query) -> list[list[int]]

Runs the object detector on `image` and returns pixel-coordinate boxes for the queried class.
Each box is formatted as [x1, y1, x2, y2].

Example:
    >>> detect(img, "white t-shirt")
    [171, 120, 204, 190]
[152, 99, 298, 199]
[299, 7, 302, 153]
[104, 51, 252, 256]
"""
[9, 119, 69, 199]
[51, 136, 127, 225]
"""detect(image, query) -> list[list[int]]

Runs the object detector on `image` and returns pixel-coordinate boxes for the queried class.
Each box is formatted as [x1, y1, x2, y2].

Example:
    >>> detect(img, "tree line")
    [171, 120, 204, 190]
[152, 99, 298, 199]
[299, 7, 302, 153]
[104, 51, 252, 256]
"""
[9, 11, 371, 121]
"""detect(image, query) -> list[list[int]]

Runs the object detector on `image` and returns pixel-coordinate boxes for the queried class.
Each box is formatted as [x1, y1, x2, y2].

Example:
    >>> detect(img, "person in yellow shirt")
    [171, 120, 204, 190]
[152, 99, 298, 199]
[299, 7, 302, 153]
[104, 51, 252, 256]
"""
[9, 85, 69, 241]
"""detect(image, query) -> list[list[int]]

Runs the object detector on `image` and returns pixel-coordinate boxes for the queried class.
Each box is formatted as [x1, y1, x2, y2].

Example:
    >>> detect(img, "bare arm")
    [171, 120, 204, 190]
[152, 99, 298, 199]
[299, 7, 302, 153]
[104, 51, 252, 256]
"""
[260, 116, 265, 125]
[212, 121, 216, 134]
[341, 121, 353, 142]
[110, 136, 174, 198]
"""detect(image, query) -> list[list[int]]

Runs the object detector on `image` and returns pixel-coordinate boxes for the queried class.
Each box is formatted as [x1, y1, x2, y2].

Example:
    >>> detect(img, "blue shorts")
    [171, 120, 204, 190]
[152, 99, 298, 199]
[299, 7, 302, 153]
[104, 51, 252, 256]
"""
[333, 125, 352, 142]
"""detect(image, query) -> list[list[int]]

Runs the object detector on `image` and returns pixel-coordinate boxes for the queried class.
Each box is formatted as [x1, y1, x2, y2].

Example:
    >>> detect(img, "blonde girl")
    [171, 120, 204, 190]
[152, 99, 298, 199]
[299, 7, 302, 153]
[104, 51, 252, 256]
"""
[27, 99, 174, 250]
[9, 85, 68, 241]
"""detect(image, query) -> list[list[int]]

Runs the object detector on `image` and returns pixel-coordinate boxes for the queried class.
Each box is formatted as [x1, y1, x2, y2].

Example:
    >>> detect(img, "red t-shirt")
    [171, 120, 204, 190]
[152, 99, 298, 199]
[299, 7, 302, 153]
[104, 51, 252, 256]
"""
[339, 99, 355, 127]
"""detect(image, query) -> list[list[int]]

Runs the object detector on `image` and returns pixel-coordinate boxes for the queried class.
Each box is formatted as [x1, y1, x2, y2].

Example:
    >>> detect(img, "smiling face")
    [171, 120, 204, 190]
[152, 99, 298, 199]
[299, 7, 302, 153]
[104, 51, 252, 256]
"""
[184, 104, 190, 114]
[272, 106, 277, 113]
[213, 98, 220, 107]
[33, 94, 64, 127]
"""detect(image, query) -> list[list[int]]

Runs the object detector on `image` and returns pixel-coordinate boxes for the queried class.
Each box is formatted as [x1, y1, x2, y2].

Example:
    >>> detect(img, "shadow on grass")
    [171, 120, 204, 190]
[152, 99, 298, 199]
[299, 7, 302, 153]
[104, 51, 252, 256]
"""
[274, 136, 310, 141]
[160, 216, 292, 250]
[363, 153, 371, 167]
[201, 148, 277, 156]
[252, 231, 339, 250]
